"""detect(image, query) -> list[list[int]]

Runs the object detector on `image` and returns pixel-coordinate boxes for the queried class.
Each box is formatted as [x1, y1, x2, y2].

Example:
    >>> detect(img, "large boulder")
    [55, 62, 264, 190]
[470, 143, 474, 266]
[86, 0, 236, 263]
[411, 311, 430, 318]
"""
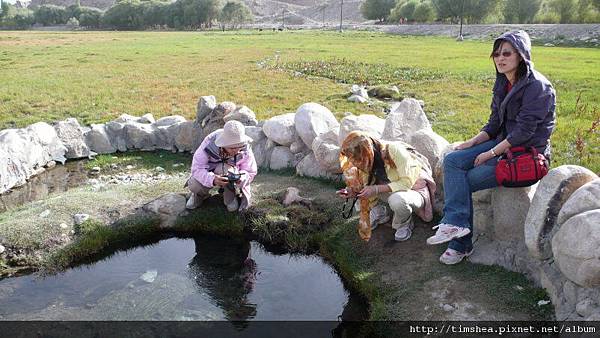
[196, 95, 217, 124]
[104, 121, 128, 152]
[124, 122, 157, 151]
[409, 129, 449, 171]
[84, 124, 117, 154]
[250, 137, 271, 168]
[381, 98, 432, 142]
[54, 118, 92, 159]
[174, 121, 202, 153]
[491, 185, 537, 243]
[351, 84, 368, 99]
[223, 105, 258, 126]
[0, 146, 29, 193]
[557, 179, 600, 226]
[245, 126, 265, 145]
[524, 165, 598, 260]
[294, 103, 339, 148]
[552, 210, 600, 288]
[338, 114, 385, 145]
[202, 101, 236, 137]
[269, 146, 295, 170]
[153, 117, 186, 151]
[296, 153, 334, 179]
[154, 115, 186, 127]
[312, 127, 342, 174]
[142, 193, 187, 229]
[27, 122, 67, 164]
[367, 85, 399, 99]
[263, 113, 297, 146]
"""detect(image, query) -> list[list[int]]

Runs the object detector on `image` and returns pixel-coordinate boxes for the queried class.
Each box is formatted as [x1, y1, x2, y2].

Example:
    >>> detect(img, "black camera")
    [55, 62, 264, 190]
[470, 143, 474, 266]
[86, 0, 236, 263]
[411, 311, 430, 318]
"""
[225, 171, 245, 191]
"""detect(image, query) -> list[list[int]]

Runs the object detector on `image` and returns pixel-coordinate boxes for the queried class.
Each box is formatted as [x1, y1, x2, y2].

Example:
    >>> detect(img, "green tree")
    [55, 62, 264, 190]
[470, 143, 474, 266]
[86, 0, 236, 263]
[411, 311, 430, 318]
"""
[549, 0, 577, 23]
[34, 5, 69, 26]
[219, 1, 253, 29]
[503, 0, 542, 23]
[361, 0, 397, 22]
[432, 0, 497, 23]
[594, 0, 600, 10]
[78, 7, 103, 27]
[413, 1, 435, 22]
[102, 0, 144, 29]
[398, 0, 418, 21]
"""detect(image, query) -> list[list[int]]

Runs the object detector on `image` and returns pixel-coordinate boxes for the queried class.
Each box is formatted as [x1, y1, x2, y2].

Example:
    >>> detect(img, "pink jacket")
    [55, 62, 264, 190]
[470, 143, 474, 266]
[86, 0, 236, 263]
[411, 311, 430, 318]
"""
[191, 129, 257, 209]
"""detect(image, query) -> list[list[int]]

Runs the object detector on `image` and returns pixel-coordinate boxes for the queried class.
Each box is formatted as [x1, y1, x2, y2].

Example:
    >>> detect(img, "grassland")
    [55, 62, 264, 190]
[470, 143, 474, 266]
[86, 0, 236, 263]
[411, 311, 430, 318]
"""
[0, 30, 598, 171]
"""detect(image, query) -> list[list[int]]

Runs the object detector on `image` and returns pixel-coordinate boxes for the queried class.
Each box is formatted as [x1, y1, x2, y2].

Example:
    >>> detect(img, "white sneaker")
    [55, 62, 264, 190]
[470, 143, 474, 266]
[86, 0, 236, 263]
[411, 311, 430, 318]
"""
[369, 205, 390, 230]
[439, 248, 473, 265]
[394, 226, 412, 241]
[186, 194, 201, 209]
[426, 223, 470, 245]
[226, 198, 239, 212]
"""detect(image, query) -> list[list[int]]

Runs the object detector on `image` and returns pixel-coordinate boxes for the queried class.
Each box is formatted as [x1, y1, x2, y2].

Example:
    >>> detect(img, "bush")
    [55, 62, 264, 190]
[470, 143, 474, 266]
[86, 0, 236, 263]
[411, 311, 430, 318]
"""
[413, 1, 435, 22]
[219, 1, 253, 30]
[78, 7, 103, 28]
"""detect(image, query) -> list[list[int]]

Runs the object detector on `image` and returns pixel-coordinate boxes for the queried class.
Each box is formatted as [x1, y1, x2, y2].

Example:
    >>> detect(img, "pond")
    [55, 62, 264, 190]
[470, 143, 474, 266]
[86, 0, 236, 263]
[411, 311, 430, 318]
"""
[0, 236, 366, 325]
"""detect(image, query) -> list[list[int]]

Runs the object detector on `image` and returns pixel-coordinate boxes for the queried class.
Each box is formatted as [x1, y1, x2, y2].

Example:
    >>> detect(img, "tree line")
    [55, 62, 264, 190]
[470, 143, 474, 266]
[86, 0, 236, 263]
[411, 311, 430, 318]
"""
[0, 0, 253, 30]
[362, 0, 600, 24]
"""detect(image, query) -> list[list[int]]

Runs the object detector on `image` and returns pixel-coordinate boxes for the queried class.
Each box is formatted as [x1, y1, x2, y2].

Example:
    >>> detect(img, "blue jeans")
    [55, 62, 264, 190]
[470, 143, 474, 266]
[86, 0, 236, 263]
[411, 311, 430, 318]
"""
[440, 140, 499, 253]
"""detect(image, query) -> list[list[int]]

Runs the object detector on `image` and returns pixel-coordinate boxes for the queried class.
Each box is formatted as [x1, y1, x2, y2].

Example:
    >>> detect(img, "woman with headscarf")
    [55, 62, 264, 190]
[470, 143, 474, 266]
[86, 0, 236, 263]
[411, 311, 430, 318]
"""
[337, 131, 436, 242]
[427, 30, 556, 265]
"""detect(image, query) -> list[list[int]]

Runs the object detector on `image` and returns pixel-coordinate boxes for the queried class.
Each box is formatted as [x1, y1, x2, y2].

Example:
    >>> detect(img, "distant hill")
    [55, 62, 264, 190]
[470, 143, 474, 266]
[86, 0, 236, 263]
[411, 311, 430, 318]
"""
[27, 0, 367, 24]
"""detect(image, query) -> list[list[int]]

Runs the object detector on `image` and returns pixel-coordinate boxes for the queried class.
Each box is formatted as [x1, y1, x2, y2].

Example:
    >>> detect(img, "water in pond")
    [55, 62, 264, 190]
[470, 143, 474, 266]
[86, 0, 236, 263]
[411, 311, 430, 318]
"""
[0, 236, 365, 322]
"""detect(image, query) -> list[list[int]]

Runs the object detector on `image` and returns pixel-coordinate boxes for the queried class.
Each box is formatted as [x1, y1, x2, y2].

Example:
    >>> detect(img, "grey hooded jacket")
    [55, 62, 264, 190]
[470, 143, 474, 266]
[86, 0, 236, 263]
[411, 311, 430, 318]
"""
[481, 30, 556, 160]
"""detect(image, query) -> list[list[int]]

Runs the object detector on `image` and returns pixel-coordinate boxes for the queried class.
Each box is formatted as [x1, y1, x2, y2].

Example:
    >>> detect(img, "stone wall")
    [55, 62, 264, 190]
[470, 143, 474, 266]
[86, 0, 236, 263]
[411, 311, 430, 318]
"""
[1, 95, 599, 320]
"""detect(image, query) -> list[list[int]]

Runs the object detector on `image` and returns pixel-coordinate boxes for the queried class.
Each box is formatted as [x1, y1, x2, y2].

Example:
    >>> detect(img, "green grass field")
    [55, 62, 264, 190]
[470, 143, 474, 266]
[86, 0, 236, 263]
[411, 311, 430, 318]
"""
[1, 30, 598, 171]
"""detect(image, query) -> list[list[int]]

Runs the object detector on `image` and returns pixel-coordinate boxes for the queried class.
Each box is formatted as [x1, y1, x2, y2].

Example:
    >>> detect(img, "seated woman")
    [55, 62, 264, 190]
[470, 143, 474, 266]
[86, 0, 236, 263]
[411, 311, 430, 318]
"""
[427, 30, 556, 265]
[337, 131, 436, 242]
[186, 120, 257, 212]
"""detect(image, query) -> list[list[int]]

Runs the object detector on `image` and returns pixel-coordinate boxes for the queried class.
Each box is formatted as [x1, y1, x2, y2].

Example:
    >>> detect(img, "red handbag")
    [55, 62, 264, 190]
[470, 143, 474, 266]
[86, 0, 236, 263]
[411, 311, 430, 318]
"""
[495, 146, 549, 187]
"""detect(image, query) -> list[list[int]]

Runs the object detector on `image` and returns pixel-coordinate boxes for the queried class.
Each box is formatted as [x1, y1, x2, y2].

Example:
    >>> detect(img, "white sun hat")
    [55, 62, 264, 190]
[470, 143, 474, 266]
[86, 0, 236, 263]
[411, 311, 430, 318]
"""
[215, 120, 253, 147]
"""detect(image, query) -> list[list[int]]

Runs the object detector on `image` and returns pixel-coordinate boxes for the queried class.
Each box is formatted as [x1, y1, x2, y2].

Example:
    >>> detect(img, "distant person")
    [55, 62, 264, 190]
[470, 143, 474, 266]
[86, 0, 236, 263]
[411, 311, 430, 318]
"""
[427, 30, 556, 264]
[336, 131, 436, 242]
[186, 120, 257, 212]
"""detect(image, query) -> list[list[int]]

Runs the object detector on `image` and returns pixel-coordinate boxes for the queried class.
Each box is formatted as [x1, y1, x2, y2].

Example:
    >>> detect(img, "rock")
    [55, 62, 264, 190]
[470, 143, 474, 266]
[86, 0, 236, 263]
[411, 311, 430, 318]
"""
[196, 95, 217, 124]
[576, 299, 596, 318]
[85, 124, 117, 154]
[114, 113, 140, 124]
[27, 122, 68, 164]
[557, 179, 600, 226]
[537, 300, 551, 306]
[244, 126, 265, 144]
[140, 270, 158, 283]
[348, 94, 367, 103]
[524, 165, 598, 260]
[223, 105, 258, 126]
[409, 129, 449, 171]
[59, 223, 68, 229]
[289, 136, 309, 154]
[587, 311, 600, 321]
[155, 166, 165, 172]
[294, 103, 339, 148]
[91, 166, 101, 172]
[367, 85, 399, 99]
[154, 115, 186, 127]
[250, 138, 270, 168]
[269, 146, 295, 170]
[104, 121, 128, 152]
[139, 113, 155, 124]
[126, 165, 134, 170]
[442, 304, 454, 312]
[491, 185, 537, 243]
[142, 193, 187, 228]
[552, 210, 600, 287]
[0, 131, 39, 193]
[39, 210, 51, 218]
[296, 153, 334, 179]
[175, 121, 202, 153]
[46, 161, 56, 169]
[124, 122, 157, 151]
[351, 84, 368, 98]
[54, 118, 92, 159]
[0, 244, 5, 255]
[382, 98, 432, 142]
[312, 128, 342, 173]
[73, 213, 90, 225]
[201, 101, 235, 137]
[263, 113, 297, 146]
[282, 187, 313, 207]
[154, 122, 182, 151]
[338, 114, 385, 145]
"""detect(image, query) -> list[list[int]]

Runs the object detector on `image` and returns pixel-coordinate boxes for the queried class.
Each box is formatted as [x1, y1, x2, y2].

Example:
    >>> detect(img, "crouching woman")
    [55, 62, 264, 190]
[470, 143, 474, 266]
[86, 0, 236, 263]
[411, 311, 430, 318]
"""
[336, 131, 436, 241]
[186, 120, 257, 212]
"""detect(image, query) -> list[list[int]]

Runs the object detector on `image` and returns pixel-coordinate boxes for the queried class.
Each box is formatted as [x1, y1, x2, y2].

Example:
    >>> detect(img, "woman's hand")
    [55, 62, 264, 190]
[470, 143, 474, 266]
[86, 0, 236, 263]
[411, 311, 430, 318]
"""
[213, 175, 228, 187]
[474, 150, 495, 166]
[455, 139, 476, 150]
[357, 185, 378, 199]
[336, 188, 356, 199]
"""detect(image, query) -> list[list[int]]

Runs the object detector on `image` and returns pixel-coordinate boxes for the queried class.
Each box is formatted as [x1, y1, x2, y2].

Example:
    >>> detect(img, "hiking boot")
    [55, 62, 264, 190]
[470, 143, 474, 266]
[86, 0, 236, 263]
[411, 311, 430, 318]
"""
[439, 248, 473, 265]
[186, 194, 202, 210]
[369, 204, 390, 230]
[394, 226, 412, 241]
[426, 223, 470, 245]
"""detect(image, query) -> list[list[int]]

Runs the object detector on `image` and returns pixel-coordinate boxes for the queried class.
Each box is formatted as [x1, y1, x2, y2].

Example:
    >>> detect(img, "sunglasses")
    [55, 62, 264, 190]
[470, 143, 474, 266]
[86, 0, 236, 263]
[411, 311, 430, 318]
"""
[492, 50, 516, 58]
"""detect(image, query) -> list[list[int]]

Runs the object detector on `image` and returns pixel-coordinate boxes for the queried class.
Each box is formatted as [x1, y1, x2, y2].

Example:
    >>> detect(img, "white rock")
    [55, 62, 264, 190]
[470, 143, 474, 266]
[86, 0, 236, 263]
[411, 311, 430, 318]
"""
[492, 185, 537, 243]
[0, 244, 5, 255]
[139, 113, 155, 124]
[294, 103, 339, 148]
[196, 95, 217, 124]
[312, 128, 342, 174]
[154, 115, 187, 127]
[73, 213, 90, 225]
[27, 122, 68, 164]
[263, 113, 297, 146]
[39, 210, 51, 218]
[537, 300, 551, 306]
[350, 84, 369, 98]
[114, 113, 140, 123]
[557, 179, 600, 226]
[244, 126, 265, 144]
[250, 138, 270, 168]
[140, 270, 158, 283]
[348, 94, 367, 103]
[54, 118, 92, 159]
[576, 299, 596, 317]
[104, 121, 128, 152]
[142, 193, 187, 228]
[338, 114, 385, 145]
[269, 146, 295, 170]
[124, 122, 157, 151]
[59, 223, 69, 229]
[85, 124, 117, 154]
[382, 98, 432, 142]
[296, 153, 334, 179]
[175, 121, 202, 153]
[552, 210, 600, 287]
[442, 304, 454, 312]
[524, 165, 598, 260]
[408, 129, 449, 171]
[126, 165, 134, 170]
[289, 138, 308, 154]
[155, 166, 165, 172]
[223, 105, 258, 126]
